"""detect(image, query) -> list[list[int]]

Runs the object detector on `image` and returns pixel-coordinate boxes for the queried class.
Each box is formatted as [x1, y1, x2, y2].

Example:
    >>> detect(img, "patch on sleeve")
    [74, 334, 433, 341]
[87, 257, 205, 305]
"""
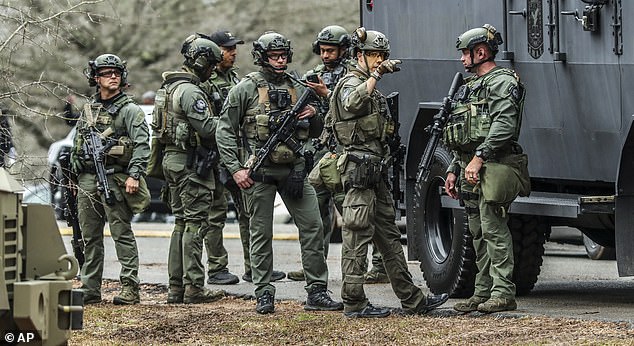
[508, 85, 523, 103]
[193, 99, 208, 113]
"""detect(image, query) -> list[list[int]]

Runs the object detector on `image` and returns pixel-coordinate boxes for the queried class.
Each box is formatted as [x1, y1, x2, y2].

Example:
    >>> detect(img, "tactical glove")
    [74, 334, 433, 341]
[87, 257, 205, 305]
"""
[281, 170, 306, 199]
[376, 59, 402, 75]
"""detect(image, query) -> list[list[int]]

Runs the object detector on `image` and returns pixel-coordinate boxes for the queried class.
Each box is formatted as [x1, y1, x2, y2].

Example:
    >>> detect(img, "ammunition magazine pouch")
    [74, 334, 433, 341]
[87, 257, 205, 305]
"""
[333, 111, 384, 146]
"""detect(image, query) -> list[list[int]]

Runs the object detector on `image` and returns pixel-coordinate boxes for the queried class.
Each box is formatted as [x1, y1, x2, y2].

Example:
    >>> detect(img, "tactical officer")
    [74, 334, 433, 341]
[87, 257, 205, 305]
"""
[330, 28, 449, 317]
[216, 31, 343, 314]
[158, 34, 226, 304]
[447, 25, 527, 313]
[203, 29, 284, 284]
[71, 54, 150, 305]
[287, 25, 387, 284]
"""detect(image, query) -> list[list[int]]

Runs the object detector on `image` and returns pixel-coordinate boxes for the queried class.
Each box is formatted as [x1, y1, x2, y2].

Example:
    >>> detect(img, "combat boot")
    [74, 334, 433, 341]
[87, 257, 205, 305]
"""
[207, 269, 239, 285]
[344, 304, 391, 318]
[183, 285, 225, 304]
[287, 269, 305, 281]
[113, 281, 140, 305]
[453, 295, 489, 313]
[477, 297, 517, 313]
[304, 287, 344, 311]
[403, 293, 450, 314]
[242, 270, 286, 283]
[167, 285, 184, 304]
[364, 269, 389, 284]
[256, 291, 275, 314]
[79, 287, 101, 305]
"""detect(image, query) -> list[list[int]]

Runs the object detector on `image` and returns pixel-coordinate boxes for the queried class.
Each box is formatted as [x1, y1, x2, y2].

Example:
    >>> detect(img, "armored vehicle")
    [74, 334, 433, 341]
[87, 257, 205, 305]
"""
[361, 0, 634, 297]
[0, 168, 83, 345]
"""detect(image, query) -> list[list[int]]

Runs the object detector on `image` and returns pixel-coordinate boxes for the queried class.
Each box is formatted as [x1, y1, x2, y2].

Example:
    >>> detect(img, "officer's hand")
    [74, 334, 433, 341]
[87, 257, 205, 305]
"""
[297, 105, 316, 120]
[445, 172, 459, 199]
[125, 176, 139, 194]
[233, 169, 254, 189]
[377, 59, 402, 75]
[465, 156, 483, 185]
[307, 77, 329, 98]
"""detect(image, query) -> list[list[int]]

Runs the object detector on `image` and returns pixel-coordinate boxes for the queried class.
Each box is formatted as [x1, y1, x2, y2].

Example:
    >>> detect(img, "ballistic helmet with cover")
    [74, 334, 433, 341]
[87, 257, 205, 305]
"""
[456, 24, 503, 54]
[181, 33, 223, 77]
[312, 25, 350, 55]
[85, 53, 128, 87]
[252, 31, 293, 67]
[351, 27, 390, 56]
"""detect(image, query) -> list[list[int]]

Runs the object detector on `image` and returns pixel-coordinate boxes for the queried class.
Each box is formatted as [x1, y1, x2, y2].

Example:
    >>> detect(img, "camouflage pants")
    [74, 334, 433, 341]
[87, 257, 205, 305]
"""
[340, 180, 424, 313]
[77, 172, 138, 295]
[460, 174, 516, 300]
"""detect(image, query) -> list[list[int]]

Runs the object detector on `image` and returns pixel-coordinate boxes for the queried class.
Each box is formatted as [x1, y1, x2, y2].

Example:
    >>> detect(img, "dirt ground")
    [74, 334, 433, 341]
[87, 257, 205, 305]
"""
[69, 281, 634, 345]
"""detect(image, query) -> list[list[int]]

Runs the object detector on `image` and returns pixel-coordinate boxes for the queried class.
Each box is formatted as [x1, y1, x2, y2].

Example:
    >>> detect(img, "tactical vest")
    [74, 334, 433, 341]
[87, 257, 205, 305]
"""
[329, 73, 393, 148]
[77, 93, 135, 170]
[443, 67, 525, 153]
[205, 69, 240, 114]
[314, 63, 348, 91]
[241, 72, 310, 164]
[152, 72, 199, 150]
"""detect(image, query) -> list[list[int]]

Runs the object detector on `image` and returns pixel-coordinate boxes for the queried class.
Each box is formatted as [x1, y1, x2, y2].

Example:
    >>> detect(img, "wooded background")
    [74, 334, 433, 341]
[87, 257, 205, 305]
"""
[0, 0, 359, 180]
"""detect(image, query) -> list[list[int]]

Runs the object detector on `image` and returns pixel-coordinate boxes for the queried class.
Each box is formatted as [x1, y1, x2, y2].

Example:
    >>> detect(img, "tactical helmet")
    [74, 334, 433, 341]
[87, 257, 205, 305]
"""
[85, 53, 128, 87]
[181, 33, 223, 76]
[456, 24, 503, 54]
[351, 27, 390, 54]
[312, 25, 351, 55]
[252, 31, 293, 66]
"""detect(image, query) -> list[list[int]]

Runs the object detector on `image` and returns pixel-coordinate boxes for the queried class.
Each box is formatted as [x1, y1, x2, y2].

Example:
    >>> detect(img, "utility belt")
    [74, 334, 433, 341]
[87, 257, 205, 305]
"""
[344, 153, 386, 190]
[250, 172, 278, 185]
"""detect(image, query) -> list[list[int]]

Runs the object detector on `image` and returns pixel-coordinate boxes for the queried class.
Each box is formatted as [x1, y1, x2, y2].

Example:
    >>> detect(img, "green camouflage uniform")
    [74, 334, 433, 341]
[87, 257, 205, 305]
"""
[444, 66, 526, 301]
[159, 69, 223, 289]
[216, 69, 330, 299]
[330, 62, 426, 313]
[72, 92, 150, 297]
[201, 67, 250, 276]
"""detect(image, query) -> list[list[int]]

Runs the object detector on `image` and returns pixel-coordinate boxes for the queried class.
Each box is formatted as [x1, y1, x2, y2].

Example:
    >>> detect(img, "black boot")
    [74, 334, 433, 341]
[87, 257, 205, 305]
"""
[256, 292, 275, 314]
[304, 287, 343, 311]
[344, 304, 391, 318]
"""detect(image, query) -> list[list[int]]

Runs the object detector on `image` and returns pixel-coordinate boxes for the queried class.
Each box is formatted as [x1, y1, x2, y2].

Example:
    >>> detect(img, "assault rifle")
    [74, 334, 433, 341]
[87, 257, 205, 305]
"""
[79, 126, 117, 205]
[58, 148, 84, 269]
[244, 87, 318, 174]
[385, 92, 406, 218]
[417, 72, 464, 182]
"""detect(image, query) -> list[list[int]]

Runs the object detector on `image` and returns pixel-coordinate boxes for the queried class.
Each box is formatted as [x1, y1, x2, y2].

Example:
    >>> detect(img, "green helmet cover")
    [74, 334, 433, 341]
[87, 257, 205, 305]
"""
[456, 24, 503, 53]
[312, 25, 350, 54]
[181, 33, 223, 72]
[252, 31, 293, 66]
[86, 53, 128, 87]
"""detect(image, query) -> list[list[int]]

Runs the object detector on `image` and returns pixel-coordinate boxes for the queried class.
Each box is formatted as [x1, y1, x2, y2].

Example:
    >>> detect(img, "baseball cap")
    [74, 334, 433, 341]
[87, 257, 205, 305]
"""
[209, 30, 245, 47]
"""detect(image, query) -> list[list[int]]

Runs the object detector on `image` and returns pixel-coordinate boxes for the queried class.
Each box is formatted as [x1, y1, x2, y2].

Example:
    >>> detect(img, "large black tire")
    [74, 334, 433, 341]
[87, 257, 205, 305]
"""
[413, 146, 477, 298]
[509, 214, 548, 296]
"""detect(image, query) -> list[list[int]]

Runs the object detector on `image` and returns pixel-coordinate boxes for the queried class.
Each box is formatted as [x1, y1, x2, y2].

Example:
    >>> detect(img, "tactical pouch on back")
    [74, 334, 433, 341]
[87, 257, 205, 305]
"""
[152, 88, 171, 144]
[147, 136, 165, 179]
[480, 153, 530, 204]
[342, 187, 376, 231]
